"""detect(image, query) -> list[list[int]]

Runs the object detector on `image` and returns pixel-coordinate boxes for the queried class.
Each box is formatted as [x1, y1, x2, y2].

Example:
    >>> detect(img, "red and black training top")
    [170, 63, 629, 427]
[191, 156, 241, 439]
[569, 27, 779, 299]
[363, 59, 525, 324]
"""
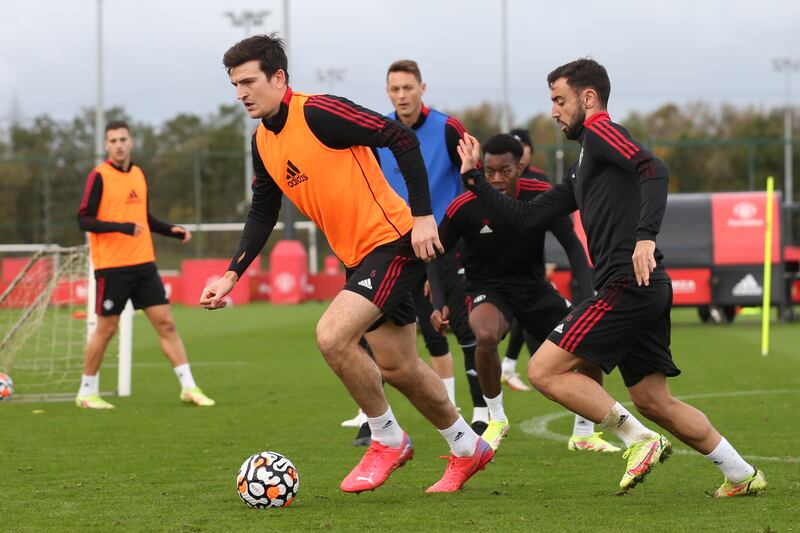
[466, 111, 670, 289]
[438, 178, 581, 290]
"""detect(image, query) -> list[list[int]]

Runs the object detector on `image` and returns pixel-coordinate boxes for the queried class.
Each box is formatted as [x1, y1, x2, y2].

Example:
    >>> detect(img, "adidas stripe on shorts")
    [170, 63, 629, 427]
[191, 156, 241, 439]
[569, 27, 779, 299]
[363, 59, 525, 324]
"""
[344, 233, 425, 332]
[546, 275, 681, 387]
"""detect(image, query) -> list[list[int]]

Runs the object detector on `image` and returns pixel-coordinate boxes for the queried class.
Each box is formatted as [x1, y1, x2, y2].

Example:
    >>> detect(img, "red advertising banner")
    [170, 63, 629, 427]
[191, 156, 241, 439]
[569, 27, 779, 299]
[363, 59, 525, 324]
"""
[548, 270, 573, 301]
[711, 192, 781, 265]
[180, 259, 251, 306]
[269, 240, 308, 305]
[667, 268, 711, 305]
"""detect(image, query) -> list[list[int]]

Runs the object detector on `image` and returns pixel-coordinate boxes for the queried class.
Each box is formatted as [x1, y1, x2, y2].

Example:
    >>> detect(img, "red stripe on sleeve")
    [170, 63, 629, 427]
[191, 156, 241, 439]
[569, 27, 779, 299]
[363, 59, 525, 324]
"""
[306, 96, 384, 130]
[594, 121, 639, 156]
[79, 170, 100, 213]
[587, 124, 635, 159]
[445, 116, 467, 138]
[444, 192, 476, 218]
[518, 178, 550, 190]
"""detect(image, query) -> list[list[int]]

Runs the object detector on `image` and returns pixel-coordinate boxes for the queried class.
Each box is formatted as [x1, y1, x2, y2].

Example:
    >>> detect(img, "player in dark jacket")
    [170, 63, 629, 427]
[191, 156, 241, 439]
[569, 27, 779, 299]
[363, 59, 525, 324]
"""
[458, 58, 765, 497]
[431, 133, 619, 453]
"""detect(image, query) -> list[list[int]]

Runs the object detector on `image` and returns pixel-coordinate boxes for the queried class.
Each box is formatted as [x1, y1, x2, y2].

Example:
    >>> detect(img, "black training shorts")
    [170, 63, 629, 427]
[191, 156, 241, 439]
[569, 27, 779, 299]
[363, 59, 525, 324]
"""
[344, 233, 425, 331]
[95, 262, 168, 316]
[546, 275, 680, 387]
[468, 281, 570, 343]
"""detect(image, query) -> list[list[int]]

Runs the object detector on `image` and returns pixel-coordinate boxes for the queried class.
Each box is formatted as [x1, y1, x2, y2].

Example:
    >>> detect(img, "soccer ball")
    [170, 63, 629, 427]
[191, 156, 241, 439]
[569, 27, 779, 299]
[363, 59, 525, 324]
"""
[0, 373, 13, 400]
[237, 451, 299, 508]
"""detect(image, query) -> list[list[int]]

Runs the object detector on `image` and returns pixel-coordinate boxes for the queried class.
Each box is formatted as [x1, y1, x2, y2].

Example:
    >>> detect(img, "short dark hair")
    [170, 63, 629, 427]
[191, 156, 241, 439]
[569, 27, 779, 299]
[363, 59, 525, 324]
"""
[223, 33, 289, 83]
[483, 133, 523, 162]
[547, 58, 610, 107]
[508, 128, 532, 149]
[105, 120, 129, 134]
[387, 59, 422, 83]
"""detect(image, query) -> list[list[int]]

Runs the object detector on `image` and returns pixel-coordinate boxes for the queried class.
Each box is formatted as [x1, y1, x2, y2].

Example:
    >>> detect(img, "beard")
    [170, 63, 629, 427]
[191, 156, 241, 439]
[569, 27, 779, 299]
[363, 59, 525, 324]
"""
[563, 107, 586, 141]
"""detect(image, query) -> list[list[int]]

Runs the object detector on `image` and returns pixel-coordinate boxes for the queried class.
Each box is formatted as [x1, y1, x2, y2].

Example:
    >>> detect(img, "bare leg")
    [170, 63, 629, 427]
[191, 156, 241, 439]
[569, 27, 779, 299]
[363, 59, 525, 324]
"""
[629, 372, 721, 454]
[468, 303, 509, 399]
[577, 359, 604, 385]
[366, 322, 458, 430]
[83, 314, 120, 375]
[429, 352, 454, 379]
[317, 290, 457, 429]
[142, 304, 188, 367]
[527, 340, 616, 422]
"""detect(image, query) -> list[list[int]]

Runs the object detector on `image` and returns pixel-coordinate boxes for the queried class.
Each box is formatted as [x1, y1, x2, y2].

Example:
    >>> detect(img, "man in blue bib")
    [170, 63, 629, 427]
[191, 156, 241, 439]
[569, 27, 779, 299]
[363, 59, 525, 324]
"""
[376, 60, 487, 434]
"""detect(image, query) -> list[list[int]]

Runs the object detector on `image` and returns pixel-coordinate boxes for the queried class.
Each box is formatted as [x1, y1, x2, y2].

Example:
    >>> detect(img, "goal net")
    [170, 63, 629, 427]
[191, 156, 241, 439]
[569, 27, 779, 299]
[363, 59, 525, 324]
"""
[0, 245, 132, 400]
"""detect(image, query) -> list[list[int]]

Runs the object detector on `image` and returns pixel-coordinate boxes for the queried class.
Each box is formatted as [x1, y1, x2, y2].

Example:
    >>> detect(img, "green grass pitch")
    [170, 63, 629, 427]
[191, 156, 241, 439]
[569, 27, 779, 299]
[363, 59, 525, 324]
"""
[5, 303, 800, 532]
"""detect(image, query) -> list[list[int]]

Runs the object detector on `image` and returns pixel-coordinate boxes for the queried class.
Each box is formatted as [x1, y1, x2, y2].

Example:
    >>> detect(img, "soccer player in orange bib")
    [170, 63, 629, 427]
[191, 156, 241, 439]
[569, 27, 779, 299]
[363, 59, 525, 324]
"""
[77, 120, 214, 409]
[200, 35, 492, 494]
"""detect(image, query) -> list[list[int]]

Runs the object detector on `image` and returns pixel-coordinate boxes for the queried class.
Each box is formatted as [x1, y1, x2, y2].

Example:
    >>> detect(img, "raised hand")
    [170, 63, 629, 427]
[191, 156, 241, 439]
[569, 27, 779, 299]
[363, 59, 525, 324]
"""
[456, 133, 481, 174]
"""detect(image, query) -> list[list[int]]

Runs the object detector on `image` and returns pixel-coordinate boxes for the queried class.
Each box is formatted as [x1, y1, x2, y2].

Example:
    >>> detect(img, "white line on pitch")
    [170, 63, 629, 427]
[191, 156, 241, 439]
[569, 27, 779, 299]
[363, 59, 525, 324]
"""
[519, 389, 800, 464]
[104, 360, 247, 368]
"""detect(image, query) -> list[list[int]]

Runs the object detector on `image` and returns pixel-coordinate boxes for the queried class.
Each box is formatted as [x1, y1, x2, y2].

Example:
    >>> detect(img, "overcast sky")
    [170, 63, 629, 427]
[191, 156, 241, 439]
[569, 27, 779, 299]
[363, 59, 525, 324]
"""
[1, 0, 798, 129]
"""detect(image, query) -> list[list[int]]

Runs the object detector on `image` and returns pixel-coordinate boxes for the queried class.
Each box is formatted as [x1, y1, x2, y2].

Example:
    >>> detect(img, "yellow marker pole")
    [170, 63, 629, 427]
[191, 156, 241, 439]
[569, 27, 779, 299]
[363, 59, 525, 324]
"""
[761, 176, 774, 356]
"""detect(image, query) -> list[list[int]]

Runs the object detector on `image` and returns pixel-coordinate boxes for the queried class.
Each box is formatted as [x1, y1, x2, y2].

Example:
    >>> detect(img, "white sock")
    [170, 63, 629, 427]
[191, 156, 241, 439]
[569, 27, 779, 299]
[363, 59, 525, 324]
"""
[501, 357, 517, 376]
[472, 406, 489, 424]
[483, 392, 507, 422]
[572, 414, 595, 437]
[442, 377, 456, 406]
[78, 374, 99, 397]
[438, 416, 479, 457]
[368, 406, 404, 448]
[173, 363, 197, 389]
[705, 437, 755, 482]
[599, 402, 658, 448]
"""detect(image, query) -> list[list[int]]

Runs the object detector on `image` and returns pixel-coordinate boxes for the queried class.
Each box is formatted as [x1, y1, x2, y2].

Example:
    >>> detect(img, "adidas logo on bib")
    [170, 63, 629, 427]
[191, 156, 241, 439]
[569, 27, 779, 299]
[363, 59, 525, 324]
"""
[358, 278, 373, 290]
[479, 225, 493, 234]
[554, 323, 564, 333]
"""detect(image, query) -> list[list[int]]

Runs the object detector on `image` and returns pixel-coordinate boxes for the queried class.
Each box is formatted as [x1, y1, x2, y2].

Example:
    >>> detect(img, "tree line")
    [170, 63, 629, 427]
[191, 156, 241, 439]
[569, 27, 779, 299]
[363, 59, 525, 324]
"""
[0, 101, 796, 258]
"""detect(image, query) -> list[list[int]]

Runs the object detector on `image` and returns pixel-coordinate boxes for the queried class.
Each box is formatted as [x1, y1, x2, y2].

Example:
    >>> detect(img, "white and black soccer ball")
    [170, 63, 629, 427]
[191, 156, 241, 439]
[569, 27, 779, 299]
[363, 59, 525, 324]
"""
[237, 451, 299, 508]
[0, 373, 13, 400]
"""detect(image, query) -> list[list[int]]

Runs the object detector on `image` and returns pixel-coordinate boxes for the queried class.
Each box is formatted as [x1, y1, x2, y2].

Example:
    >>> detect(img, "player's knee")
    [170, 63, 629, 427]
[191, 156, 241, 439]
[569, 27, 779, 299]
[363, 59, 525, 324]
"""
[632, 395, 666, 421]
[315, 320, 348, 361]
[378, 363, 405, 387]
[473, 326, 501, 348]
[156, 318, 176, 336]
[527, 361, 554, 397]
[96, 321, 118, 340]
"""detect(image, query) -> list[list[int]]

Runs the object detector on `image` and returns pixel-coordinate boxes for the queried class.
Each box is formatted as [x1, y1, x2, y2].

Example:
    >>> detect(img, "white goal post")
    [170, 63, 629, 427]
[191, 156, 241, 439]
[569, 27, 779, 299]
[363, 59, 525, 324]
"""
[0, 221, 318, 401]
[0, 244, 132, 400]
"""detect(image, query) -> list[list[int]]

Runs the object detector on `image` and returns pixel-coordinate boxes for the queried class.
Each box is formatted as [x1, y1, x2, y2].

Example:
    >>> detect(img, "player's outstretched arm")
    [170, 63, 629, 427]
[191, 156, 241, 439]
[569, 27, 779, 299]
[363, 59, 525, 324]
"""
[457, 133, 576, 230]
[471, 177, 577, 232]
